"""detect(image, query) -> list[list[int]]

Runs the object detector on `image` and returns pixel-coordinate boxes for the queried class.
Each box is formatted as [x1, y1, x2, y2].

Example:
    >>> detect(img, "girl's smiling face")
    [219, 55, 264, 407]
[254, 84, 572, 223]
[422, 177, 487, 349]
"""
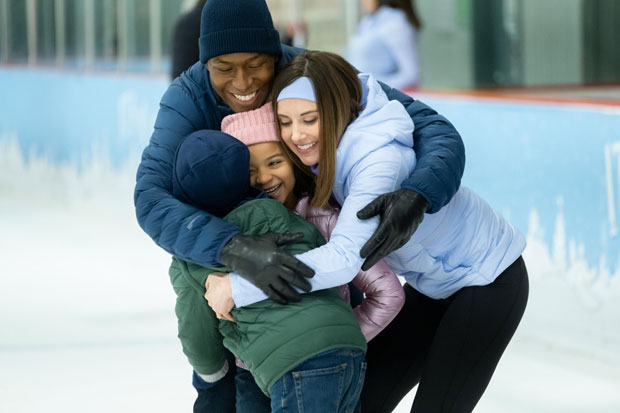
[276, 98, 321, 167]
[248, 142, 297, 209]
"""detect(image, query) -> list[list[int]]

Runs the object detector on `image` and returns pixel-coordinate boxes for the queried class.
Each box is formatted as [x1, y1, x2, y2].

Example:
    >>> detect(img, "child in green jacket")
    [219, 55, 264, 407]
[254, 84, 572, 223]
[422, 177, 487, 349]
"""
[169, 129, 367, 412]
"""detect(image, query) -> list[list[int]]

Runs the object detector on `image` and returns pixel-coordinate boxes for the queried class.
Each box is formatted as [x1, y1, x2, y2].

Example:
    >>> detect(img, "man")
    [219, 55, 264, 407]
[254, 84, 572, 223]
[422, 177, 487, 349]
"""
[135, 0, 464, 410]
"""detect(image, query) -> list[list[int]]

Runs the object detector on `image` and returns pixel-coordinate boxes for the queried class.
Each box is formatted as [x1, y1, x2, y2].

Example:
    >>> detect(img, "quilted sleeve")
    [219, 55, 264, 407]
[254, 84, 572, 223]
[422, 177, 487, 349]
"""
[381, 83, 466, 213]
[134, 80, 240, 267]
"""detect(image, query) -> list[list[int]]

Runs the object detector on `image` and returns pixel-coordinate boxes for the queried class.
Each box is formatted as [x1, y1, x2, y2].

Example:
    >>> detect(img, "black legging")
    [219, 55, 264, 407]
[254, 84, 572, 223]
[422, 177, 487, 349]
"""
[361, 256, 529, 413]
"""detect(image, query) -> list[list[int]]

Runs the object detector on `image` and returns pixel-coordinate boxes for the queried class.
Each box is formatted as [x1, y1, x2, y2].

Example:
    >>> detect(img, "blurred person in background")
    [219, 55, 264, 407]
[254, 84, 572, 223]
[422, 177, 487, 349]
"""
[170, 0, 207, 80]
[283, 21, 308, 49]
[348, 0, 422, 90]
[135, 0, 464, 411]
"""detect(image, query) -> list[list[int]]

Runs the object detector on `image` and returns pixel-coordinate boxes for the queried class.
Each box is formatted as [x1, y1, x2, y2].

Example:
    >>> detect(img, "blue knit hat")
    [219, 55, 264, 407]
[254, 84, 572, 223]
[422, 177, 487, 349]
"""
[173, 130, 250, 215]
[199, 0, 282, 63]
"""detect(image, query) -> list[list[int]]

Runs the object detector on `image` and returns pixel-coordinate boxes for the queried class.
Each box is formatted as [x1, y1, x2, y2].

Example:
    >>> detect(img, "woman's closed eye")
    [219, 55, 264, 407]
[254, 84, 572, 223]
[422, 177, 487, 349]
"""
[303, 118, 318, 125]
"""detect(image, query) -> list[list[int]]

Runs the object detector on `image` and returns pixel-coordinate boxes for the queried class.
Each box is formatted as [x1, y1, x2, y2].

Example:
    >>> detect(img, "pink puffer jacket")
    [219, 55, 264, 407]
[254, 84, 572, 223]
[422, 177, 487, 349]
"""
[294, 196, 405, 341]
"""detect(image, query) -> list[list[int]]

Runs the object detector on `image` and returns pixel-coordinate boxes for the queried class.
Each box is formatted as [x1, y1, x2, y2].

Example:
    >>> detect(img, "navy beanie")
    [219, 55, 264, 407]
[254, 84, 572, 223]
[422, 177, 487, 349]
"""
[199, 0, 282, 63]
[173, 130, 250, 215]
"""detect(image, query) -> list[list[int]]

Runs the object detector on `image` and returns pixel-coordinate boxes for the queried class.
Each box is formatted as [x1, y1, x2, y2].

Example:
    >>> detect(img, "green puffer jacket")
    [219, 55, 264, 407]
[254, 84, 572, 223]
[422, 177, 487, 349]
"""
[168, 198, 366, 395]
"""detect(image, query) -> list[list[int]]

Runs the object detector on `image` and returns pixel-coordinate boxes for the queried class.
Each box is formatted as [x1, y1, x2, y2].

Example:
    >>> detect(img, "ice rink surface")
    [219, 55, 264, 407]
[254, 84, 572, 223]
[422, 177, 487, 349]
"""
[2, 189, 620, 413]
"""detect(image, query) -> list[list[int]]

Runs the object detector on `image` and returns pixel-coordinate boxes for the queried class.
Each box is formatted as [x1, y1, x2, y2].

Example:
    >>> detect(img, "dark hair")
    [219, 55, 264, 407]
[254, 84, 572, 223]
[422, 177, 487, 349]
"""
[292, 164, 315, 202]
[270, 51, 363, 209]
[379, 0, 422, 29]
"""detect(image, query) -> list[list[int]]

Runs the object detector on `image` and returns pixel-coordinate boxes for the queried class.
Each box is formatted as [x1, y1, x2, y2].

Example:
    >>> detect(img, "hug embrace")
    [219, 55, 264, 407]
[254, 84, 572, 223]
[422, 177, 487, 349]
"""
[134, 1, 529, 412]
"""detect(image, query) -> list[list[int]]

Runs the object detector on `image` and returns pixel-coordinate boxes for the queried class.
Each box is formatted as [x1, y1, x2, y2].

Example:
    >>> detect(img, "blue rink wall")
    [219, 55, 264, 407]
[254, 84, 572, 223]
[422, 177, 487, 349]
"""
[0, 68, 168, 170]
[2, 68, 620, 358]
[416, 93, 620, 273]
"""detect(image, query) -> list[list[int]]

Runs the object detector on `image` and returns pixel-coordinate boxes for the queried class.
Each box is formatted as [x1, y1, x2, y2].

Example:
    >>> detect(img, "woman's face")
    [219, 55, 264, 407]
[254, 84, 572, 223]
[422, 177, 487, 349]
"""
[276, 98, 321, 167]
[248, 142, 297, 208]
[362, 0, 379, 13]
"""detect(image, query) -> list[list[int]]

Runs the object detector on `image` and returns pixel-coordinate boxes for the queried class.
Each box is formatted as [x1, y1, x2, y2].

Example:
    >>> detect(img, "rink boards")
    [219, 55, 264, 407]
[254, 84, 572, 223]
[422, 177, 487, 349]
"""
[1, 67, 619, 360]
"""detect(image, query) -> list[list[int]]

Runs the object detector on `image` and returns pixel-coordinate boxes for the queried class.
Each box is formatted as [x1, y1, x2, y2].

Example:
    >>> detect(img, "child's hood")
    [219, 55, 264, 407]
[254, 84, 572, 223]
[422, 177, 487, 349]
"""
[173, 129, 251, 215]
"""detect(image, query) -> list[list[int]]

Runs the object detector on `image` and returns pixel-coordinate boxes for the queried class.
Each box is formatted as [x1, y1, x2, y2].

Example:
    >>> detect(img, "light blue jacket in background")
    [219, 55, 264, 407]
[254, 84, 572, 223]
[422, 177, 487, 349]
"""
[348, 6, 420, 89]
[231, 73, 526, 304]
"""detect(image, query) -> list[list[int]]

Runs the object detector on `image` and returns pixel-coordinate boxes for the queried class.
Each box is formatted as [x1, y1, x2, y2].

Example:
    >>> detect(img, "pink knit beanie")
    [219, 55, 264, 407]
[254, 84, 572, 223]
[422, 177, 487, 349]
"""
[221, 102, 280, 146]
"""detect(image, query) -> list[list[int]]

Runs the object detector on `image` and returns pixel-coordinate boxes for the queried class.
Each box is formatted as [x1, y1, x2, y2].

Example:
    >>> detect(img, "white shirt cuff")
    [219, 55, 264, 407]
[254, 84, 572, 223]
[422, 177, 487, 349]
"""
[229, 272, 269, 307]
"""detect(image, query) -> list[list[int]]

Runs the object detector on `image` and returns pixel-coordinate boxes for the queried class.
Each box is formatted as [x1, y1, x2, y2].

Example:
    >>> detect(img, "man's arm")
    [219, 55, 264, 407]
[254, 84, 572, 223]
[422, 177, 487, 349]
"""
[135, 73, 314, 298]
[134, 80, 241, 267]
[357, 84, 465, 270]
[380, 84, 465, 212]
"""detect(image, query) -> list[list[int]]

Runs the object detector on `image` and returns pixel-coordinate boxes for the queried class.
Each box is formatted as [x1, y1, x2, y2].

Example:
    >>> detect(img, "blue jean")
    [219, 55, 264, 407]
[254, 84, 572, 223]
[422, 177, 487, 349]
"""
[270, 348, 367, 413]
[235, 367, 271, 412]
[192, 349, 270, 413]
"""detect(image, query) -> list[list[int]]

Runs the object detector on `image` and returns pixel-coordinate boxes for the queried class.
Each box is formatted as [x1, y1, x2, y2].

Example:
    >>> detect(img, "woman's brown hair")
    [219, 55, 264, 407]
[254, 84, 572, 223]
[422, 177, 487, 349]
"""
[379, 0, 422, 29]
[270, 51, 362, 209]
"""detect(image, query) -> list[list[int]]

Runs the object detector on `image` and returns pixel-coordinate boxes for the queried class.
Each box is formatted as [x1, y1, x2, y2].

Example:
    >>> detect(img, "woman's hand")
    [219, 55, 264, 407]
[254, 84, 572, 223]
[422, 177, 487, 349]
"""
[357, 188, 428, 271]
[205, 272, 236, 322]
[219, 232, 315, 304]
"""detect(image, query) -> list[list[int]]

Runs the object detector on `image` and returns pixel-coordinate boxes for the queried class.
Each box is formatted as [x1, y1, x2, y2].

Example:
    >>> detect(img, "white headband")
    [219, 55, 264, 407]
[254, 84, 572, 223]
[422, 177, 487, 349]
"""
[276, 77, 316, 102]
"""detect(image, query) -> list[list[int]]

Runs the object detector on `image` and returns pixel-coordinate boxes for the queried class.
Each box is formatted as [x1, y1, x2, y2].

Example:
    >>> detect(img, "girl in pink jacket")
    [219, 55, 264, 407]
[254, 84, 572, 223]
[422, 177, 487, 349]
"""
[217, 101, 405, 342]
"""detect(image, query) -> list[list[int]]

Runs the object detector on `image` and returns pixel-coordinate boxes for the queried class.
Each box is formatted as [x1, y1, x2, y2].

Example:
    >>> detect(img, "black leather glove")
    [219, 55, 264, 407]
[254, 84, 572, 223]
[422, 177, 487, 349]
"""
[219, 232, 315, 304]
[357, 188, 428, 271]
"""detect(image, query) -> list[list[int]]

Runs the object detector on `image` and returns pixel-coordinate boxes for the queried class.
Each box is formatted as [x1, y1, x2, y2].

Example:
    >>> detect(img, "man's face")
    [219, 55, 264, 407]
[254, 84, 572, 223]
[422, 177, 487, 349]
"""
[206, 53, 276, 113]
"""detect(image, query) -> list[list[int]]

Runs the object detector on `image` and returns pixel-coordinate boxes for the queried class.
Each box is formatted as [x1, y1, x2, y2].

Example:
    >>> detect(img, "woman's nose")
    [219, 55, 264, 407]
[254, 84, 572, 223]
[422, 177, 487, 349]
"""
[291, 124, 304, 142]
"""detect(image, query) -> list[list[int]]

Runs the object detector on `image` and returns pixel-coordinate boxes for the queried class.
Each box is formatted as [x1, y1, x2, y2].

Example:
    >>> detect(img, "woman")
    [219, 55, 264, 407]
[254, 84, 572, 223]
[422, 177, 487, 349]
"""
[274, 51, 528, 413]
[348, 0, 422, 89]
[212, 50, 528, 412]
